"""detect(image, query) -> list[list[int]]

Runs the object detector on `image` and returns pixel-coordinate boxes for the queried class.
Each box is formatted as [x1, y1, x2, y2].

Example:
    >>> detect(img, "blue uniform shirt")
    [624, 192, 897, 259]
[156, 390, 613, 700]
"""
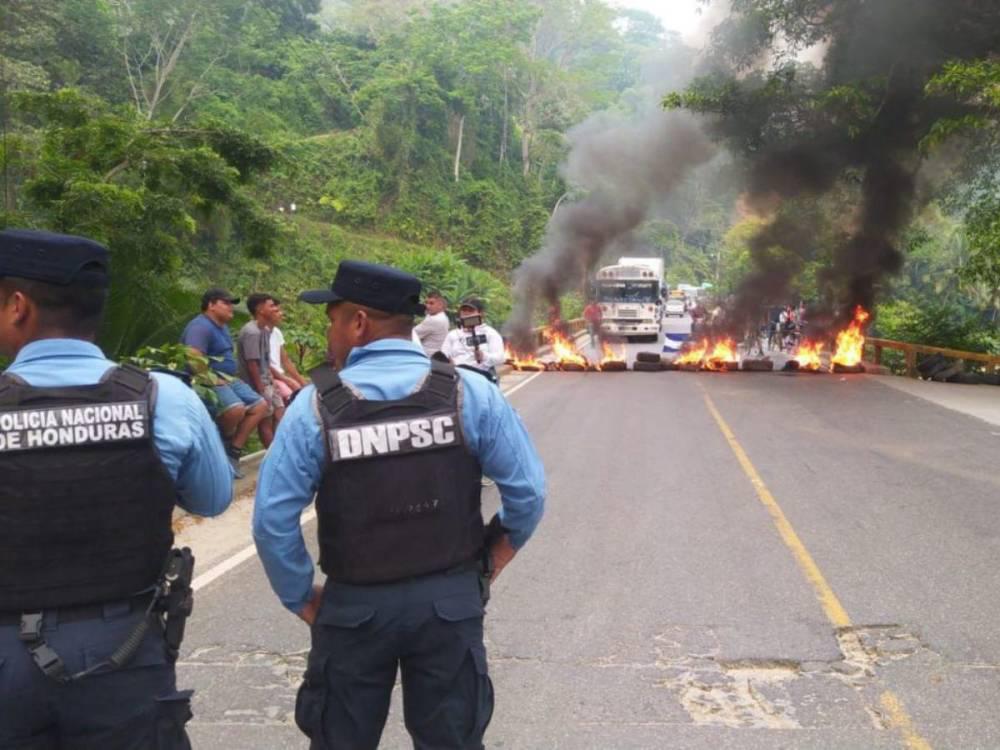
[5, 339, 233, 515]
[253, 338, 546, 613]
[180, 314, 237, 375]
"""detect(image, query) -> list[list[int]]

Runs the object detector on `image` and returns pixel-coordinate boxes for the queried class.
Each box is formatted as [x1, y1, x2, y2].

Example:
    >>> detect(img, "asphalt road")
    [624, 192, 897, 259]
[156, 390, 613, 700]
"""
[177, 346, 1000, 749]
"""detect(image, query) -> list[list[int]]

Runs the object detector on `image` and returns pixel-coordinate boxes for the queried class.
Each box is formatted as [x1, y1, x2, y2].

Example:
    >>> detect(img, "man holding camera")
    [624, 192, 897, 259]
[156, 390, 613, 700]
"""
[440, 297, 505, 383]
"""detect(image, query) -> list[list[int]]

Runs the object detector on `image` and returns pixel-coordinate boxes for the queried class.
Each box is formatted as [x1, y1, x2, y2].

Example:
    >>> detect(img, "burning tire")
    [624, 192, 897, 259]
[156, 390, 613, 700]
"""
[741, 358, 774, 372]
[832, 362, 865, 374]
[706, 361, 739, 372]
[599, 361, 628, 372]
[633, 361, 663, 372]
[636, 352, 662, 364]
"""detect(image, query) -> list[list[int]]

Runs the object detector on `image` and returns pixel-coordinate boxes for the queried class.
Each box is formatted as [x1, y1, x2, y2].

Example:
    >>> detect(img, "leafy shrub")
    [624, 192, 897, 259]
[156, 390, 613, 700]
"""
[123, 344, 222, 406]
[874, 299, 1000, 354]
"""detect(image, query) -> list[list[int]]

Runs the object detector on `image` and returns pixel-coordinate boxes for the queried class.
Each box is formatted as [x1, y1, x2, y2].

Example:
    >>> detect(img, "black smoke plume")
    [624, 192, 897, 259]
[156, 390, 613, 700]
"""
[506, 110, 714, 349]
[711, 0, 1000, 330]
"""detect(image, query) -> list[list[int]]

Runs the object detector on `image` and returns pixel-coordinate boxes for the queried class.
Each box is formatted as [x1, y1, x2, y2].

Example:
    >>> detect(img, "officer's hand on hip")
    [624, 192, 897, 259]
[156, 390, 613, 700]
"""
[297, 584, 324, 626]
[489, 535, 517, 582]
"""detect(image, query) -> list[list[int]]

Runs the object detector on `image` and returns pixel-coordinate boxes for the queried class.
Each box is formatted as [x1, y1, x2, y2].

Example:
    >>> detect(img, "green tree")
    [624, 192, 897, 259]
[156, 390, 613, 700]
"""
[3, 89, 279, 355]
[924, 59, 1000, 321]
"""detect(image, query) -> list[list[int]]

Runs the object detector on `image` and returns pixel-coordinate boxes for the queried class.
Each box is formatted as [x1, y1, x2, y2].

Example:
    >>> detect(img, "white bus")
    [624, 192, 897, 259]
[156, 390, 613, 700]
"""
[594, 258, 663, 341]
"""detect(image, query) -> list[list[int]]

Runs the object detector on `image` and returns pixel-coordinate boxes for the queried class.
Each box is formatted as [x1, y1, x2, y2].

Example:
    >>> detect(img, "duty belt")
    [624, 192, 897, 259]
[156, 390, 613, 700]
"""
[0, 592, 153, 627]
[1, 547, 195, 683]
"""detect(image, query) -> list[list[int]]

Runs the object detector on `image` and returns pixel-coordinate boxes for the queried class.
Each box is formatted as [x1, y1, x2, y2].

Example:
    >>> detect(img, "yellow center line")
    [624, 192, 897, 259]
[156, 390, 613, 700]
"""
[699, 384, 932, 750]
[880, 692, 933, 750]
[700, 389, 851, 628]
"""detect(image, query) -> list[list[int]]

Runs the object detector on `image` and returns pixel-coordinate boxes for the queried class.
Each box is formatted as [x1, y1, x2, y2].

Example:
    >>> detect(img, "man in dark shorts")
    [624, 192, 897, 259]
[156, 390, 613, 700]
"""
[181, 288, 268, 475]
[238, 293, 285, 448]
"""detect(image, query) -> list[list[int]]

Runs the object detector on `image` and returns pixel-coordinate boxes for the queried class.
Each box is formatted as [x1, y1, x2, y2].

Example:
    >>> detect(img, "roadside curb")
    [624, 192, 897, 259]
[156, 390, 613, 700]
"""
[234, 449, 267, 494]
[171, 448, 267, 530]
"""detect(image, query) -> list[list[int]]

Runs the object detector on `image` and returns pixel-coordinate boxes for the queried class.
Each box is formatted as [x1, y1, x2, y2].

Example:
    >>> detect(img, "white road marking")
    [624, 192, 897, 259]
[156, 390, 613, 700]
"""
[190, 373, 543, 593]
[501, 370, 543, 398]
[191, 509, 317, 592]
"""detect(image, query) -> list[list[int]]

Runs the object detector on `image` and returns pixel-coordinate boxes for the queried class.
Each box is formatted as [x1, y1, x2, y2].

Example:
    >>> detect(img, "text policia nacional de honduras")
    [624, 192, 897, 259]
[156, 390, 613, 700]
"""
[0, 401, 148, 452]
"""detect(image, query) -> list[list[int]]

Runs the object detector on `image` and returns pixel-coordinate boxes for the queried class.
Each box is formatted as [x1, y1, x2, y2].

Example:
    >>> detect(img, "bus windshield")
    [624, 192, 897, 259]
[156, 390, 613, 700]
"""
[596, 280, 659, 303]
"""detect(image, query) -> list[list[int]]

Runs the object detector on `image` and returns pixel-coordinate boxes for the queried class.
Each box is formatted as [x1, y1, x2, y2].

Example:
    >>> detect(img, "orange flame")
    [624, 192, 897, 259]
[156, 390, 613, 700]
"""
[544, 329, 589, 369]
[831, 306, 870, 367]
[504, 344, 544, 371]
[599, 342, 625, 364]
[595, 342, 626, 371]
[676, 339, 709, 366]
[793, 340, 824, 370]
[704, 339, 739, 371]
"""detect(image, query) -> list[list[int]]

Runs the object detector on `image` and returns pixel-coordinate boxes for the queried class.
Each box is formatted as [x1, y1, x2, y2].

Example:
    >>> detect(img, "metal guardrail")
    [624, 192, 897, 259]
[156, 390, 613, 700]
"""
[524, 318, 587, 347]
[866, 337, 1000, 378]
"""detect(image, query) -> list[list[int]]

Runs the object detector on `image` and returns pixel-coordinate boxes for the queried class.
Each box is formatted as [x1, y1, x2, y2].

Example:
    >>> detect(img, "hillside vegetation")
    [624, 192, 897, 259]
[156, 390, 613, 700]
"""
[1, 0, 678, 355]
[1, 0, 997, 356]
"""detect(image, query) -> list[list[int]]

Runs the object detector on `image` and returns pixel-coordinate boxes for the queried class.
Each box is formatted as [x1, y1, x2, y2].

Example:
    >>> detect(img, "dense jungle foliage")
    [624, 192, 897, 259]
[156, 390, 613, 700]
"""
[0, 0, 686, 356]
[1, 0, 997, 357]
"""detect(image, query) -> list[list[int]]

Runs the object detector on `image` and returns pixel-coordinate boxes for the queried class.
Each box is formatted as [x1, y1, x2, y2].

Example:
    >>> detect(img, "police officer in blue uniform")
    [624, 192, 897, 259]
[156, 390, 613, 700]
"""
[253, 260, 546, 749]
[0, 229, 233, 749]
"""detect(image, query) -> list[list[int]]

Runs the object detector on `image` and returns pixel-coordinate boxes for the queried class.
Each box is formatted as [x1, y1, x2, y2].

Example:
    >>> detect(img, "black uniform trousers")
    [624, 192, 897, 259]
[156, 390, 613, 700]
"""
[296, 569, 494, 750]
[0, 604, 191, 750]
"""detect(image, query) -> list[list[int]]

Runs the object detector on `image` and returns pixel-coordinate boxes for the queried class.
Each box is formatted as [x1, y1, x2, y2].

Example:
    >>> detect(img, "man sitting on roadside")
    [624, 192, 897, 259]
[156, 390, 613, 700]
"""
[268, 300, 308, 404]
[238, 293, 285, 448]
[181, 288, 268, 476]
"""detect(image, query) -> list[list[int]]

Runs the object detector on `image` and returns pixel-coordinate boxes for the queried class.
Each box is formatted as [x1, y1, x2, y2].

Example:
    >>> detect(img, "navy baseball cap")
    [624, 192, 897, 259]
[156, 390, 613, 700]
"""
[0, 229, 110, 287]
[201, 287, 240, 308]
[299, 260, 425, 316]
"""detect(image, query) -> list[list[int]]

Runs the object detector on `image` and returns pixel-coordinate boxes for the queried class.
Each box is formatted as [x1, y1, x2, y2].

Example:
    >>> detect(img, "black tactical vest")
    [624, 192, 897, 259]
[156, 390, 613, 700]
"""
[0, 365, 177, 611]
[313, 360, 484, 585]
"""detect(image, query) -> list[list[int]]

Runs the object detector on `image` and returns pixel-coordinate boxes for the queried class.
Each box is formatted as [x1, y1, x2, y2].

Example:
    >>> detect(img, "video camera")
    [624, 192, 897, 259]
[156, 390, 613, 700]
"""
[460, 313, 483, 330]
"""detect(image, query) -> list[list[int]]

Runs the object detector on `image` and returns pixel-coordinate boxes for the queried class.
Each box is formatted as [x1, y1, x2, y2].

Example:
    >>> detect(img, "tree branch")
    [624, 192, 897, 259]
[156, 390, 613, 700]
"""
[328, 57, 370, 126]
[147, 10, 198, 120]
[103, 159, 131, 182]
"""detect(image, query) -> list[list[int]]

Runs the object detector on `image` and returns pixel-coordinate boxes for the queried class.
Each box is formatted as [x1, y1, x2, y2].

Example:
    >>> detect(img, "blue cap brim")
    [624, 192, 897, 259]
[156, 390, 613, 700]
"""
[298, 289, 344, 305]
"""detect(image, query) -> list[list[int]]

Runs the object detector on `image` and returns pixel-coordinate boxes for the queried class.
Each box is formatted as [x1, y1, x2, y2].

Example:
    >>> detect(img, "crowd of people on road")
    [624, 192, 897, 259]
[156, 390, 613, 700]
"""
[740, 303, 809, 356]
[0, 228, 546, 750]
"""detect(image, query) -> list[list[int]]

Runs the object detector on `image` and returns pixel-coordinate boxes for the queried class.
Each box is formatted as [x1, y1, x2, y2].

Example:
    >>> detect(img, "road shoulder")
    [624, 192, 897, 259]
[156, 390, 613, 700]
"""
[871, 375, 1000, 427]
